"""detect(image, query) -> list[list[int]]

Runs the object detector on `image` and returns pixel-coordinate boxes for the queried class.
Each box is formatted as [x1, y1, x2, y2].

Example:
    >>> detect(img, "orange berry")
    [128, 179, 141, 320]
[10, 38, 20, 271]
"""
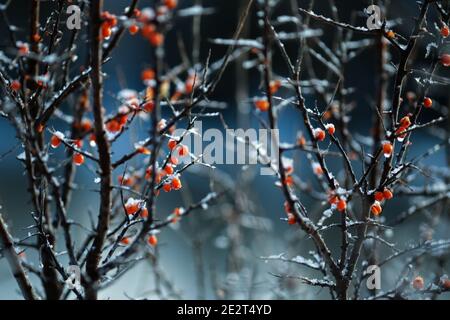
[283, 175, 294, 187]
[314, 128, 326, 142]
[386, 30, 395, 39]
[178, 145, 189, 157]
[287, 213, 296, 225]
[374, 191, 384, 202]
[120, 237, 130, 245]
[128, 24, 139, 35]
[81, 119, 92, 132]
[140, 207, 149, 219]
[50, 132, 64, 149]
[141, 68, 155, 81]
[441, 54, 450, 67]
[118, 114, 128, 126]
[441, 25, 450, 38]
[165, 0, 177, 10]
[32, 33, 41, 42]
[313, 164, 323, 176]
[297, 135, 306, 147]
[148, 235, 158, 246]
[106, 119, 121, 132]
[73, 139, 83, 149]
[173, 207, 182, 217]
[423, 97, 432, 108]
[73, 153, 85, 166]
[171, 177, 182, 190]
[383, 188, 393, 200]
[395, 126, 408, 142]
[168, 139, 177, 150]
[10, 80, 21, 91]
[284, 201, 292, 213]
[118, 174, 134, 186]
[163, 183, 172, 192]
[399, 116, 411, 128]
[101, 24, 112, 39]
[254, 99, 269, 112]
[136, 146, 151, 155]
[325, 123, 335, 135]
[149, 32, 164, 47]
[164, 164, 174, 175]
[382, 141, 393, 158]
[269, 80, 282, 94]
[412, 276, 424, 290]
[336, 199, 347, 212]
[370, 202, 382, 216]
[141, 24, 156, 38]
[125, 199, 140, 215]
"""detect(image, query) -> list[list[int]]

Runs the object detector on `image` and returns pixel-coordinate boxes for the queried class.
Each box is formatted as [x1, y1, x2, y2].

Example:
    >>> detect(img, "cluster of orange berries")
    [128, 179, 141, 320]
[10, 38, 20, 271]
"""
[253, 80, 283, 112]
[314, 124, 335, 142]
[124, 198, 149, 218]
[407, 275, 449, 291]
[395, 114, 411, 142]
[329, 195, 347, 212]
[132, 2, 178, 47]
[106, 113, 128, 133]
[370, 188, 393, 216]
[121, 234, 158, 247]
[50, 131, 85, 166]
[101, 11, 118, 40]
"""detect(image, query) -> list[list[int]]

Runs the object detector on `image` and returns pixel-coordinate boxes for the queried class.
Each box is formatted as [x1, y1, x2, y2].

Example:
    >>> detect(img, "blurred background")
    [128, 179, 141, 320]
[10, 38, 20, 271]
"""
[0, 0, 449, 299]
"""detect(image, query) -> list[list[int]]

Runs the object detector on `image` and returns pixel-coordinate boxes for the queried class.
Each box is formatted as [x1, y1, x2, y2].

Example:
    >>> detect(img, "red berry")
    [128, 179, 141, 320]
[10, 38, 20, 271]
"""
[441, 25, 450, 38]
[148, 235, 158, 246]
[254, 99, 269, 112]
[383, 188, 393, 200]
[336, 199, 347, 212]
[168, 139, 177, 150]
[370, 202, 382, 216]
[423, 97, 433, 108]
[374, 192, 384, 202]
[314, 128, 326, 142]
[10, 80, 21, 91]
[73, 153, 85, 166]
[441, 54, 450, 67]
[171, 177, 182, 190]
[128, 24, 139, 35]
[382, 141, 393, 158]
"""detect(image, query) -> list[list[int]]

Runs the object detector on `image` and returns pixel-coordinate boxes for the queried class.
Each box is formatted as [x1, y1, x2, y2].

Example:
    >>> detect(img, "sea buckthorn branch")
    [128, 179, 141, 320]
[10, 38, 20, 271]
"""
[59, 88, 90, 228]
[35, 0, 139, 132]
[84, 0, 112, 300]
[260, 0, 344, 295]
[378, 0, 432, 187]
[394, 11, 450, 168]
[0, 213, 39, 300]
